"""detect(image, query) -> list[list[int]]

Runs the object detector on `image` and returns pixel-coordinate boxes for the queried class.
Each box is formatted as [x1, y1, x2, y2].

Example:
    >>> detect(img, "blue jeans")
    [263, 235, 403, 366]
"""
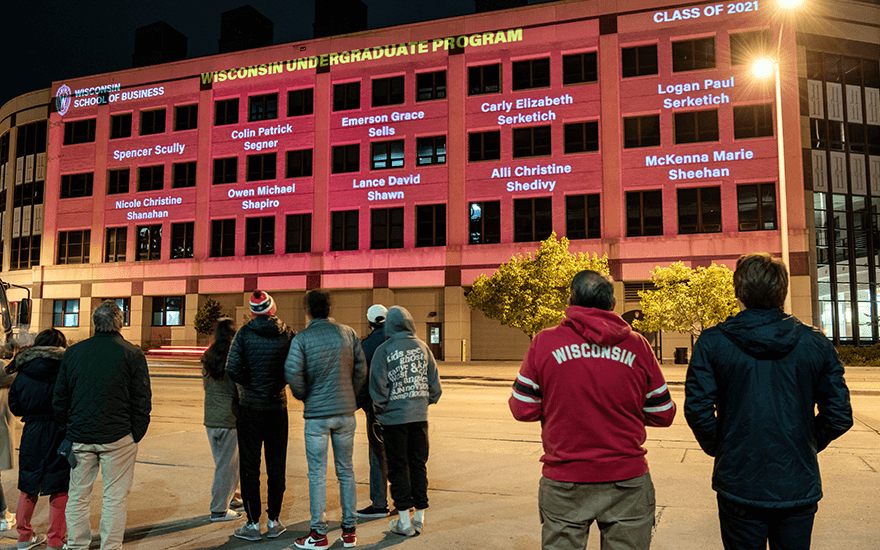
[304, 414, 357, 534]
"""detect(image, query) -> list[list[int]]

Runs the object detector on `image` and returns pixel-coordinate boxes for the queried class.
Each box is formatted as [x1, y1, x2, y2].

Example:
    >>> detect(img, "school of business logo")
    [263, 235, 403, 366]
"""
[55, 84, 72, 116]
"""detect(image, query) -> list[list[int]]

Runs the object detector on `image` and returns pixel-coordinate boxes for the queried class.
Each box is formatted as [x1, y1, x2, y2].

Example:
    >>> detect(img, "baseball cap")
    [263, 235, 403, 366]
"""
[367, 304, 387, 324]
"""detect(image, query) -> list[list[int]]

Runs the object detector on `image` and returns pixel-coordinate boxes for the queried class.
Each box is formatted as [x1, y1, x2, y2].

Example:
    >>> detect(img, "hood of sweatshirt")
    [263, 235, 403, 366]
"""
[717, 307, 801, 359]
[384, 306, 417, 340]
[559, 306, 633, 346]
[246, 315, 288, 337]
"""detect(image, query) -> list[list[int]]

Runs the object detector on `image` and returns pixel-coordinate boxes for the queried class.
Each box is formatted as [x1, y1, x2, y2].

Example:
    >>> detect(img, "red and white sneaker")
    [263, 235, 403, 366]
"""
[294, 530, 328, 549]
[340, 525, 357, 548]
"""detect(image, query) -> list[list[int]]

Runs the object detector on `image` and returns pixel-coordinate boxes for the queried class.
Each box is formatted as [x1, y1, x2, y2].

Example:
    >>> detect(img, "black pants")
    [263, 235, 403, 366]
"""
[237, 406, 288, 523]
[383, 421, 429, 511]
[718, 495, 818, 550]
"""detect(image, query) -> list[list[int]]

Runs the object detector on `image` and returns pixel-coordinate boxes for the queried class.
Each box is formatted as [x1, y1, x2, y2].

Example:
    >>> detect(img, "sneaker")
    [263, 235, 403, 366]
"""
[340, 525, 357, 548]
[266, 519, 286, 539]
[17, 534, 47, 550]
[211, 509, 242, 522]
[230, 498, 243, 510]
[233, 522, 262, 542]
[1, 512, 16, 531]
[356, 505, 389, 518]
[294, 530, 328, 549]
[412, 519, 423, 533]
[389, 518, 417, 537]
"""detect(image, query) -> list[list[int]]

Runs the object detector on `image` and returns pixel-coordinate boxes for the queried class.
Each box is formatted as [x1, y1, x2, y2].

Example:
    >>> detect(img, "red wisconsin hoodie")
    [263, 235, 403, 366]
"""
[509, 306, 675, 483]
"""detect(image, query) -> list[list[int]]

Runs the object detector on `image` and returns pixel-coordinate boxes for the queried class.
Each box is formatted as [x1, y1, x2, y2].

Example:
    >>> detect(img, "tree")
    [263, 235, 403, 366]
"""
[194, 298, 224, 337]
[466, 232, 609, 339]
[632, 262, 738, 337]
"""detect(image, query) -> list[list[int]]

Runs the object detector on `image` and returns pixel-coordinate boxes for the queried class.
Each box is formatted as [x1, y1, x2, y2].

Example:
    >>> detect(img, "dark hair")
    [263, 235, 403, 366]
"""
[201, 318, 236, 379]
[569, 270, 615, 311]
[304, 289, 331, 319]
[734, 253, 788, 310]
[34, 328, 67, 349]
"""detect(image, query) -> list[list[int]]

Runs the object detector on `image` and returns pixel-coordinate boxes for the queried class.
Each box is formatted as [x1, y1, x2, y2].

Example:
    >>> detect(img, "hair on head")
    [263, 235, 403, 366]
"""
[734, 253, 788, 310]
[202, 318, 236, 379]
[34, 328, 67, 349]
[304, 289, 331, 319]
[93, 300, 124, 333]
[569, 270, 615, 311]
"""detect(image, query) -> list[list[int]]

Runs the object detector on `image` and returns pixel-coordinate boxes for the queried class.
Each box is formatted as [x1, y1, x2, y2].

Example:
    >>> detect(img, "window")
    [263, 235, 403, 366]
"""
[285, 213, 312, 253]
[678, 187, 722, 234]
[333, 82, 361, 111]
[140, 109, 166, 135]
[174, 104, 198, 131]
[623, 115, 661, 148]
[213, 157, 238, 184]
[248, 93, 278, 121]
[110, 114, 132, 139]
[416, 204, 446, 247]
[60, 173, 93, 198]
[107, 168, 130, 195]
[247, 153, 276, 182]
[57, 230, 90, 264]
[152, 296, 184, 326]
[734, 104, 773, 139]
[10, 237, 40, 270]
[331, 210, 359, 251]
[372, 76, 405, 107]
[109, 298, 131, 326]
[566, 194, 601, 240]
[417, 136, 446, 166]
[210, 219, 236, 257]
[286, 149, 313, 178]
[622, 45, 658, 78]
[417, 71, 446, 101]
[371, 208, 404, 249]
[245, 216, 275, 255]
[468, 131, 501, 161]
[564, 122, 599, 153]
[730, 30, 771, 66]
[63, 119, 96, 145]
[288, 88, 314, 117]
[512, 58, 550, 90]
[514, 197, 553, 242]
[563, 52, 598, 85]
[170, 222, 194, 259]
[138, 165, 164, 192]
[332, 144, 360, 173]
[468, 64, 501, 95]
[674, 110, 719, 144]
[105, 227, 127, 262]
[136, 224, 162, 261]
[469, 201, 501, 244]
[172, 162, 197, 188]
[371, 140, 405, 170]
[513, 126, 552, 158]
[626, 190, 663, 237]
[53, 300, 79, 327]
[672, 37, 716, 72]
[737, 183, 777, 231]
[215, 98, 239, 126]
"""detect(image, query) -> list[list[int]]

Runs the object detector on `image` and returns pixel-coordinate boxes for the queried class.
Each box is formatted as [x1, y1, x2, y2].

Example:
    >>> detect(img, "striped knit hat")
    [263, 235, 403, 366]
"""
[249, 290, 276, 316]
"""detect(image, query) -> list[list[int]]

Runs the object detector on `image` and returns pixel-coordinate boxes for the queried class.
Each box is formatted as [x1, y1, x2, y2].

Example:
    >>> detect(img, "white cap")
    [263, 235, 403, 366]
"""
[367, 304, 388, 324]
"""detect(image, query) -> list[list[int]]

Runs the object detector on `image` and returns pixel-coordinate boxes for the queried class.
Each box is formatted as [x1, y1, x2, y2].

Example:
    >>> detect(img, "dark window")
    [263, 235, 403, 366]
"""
[246, 153, 276, 182]
[248, 93, 278, 121]
[107, 168, 130, 195]
[371, 140, 405, 170]
[672, 37, 716, 72]
[53, 299, 79, 327]
[288, 88, 314, 117]
[57, 230, 90, 264]
[564, 122, 600, 153]
[213, 157, 238, 184]
[138, 165, 164, 192]
[512, 58, 551, 90]
[285, 213, 312, 253]
[63, 119, 96, 144]
[678, 187, 722, 234]
[110, 114, 132, 139]
[286, 149, 313, 178]
[10, 237, 40, 270]
[332, 144, 360, 173]
[417, 71, 446, 101]
[174, 104, 198, 131]
[152, 296, 184, 326]
[105, 227, 127, 262]
[469, 201, 501, 244]
[513, 126, 552, 158]
[674, 110, 719, 144]
[333, 82, 361, 111]
[624, 115, 661, 148]
[563, 52, 598, 85]
[513, 197, 553, 242]
[737, 183, 777, 231]
[566, 194, 601, 240]
[170, 222, 194, 259]
[140, 109, 166, 135]
[416, 204, 446, 247]
[417, 136, 446, 166]
[626, 190, 663, 237]
[468, 64, 501, 95]
[622, 45, 659, 78]
[15, 121, 47, 156]
[245, 216, 275, 255]
[734, 104, 774, 139]
[215, 98, 239, 126]
[331, 210, 359, 251]
[172, 162, 197, 188]
[730, 30, 771, 66]
[371, 208, 404, 249]
[60, 173, 94, 198]
[468, 131, 501, 161]
[372, 76, 405, 107]
[136, 224, 162, 261]
[210, 219, 236, 257]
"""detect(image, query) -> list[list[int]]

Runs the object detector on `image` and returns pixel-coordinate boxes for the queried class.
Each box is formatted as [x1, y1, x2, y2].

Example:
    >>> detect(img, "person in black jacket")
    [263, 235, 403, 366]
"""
[685, 253, 853, 550]
[8, 328, 68, 550]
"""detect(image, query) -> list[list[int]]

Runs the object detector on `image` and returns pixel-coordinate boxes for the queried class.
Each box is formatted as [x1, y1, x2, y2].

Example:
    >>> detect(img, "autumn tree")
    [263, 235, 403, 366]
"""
[194, 298, 224, 337]
[465, 232, 609, 339]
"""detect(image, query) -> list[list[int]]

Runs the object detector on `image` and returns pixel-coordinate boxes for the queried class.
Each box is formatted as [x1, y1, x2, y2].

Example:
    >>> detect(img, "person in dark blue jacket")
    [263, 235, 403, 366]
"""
[356, 304, 389, 519]
[685, 253, 853, 550]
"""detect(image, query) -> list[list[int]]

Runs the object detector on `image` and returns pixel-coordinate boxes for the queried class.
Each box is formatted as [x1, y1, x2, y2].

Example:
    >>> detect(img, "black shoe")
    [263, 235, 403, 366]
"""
[357, 505, 390, 518]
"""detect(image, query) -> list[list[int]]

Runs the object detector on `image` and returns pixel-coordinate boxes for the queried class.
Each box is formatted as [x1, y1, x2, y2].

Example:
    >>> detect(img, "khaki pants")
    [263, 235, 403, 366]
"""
[67, 435, 138, 550]
[539, 472, 655, 550]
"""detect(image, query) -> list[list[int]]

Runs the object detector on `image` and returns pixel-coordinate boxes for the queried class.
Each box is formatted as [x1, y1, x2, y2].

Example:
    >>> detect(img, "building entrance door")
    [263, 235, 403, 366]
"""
[427, 323, 443, 360]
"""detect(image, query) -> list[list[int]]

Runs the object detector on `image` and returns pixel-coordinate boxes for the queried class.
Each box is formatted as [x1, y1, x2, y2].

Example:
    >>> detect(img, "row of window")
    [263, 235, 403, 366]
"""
[53, 297, 182, 328]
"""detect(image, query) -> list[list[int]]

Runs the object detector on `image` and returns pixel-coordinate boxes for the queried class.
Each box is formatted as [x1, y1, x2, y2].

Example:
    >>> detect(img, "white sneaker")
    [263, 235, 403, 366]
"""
[17, 534, 47, 550]
[0, 511, 16, 531]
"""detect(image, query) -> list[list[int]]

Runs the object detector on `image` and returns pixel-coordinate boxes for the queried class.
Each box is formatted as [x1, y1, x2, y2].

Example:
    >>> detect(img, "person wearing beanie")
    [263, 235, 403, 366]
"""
[226, 290, 295, 542]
